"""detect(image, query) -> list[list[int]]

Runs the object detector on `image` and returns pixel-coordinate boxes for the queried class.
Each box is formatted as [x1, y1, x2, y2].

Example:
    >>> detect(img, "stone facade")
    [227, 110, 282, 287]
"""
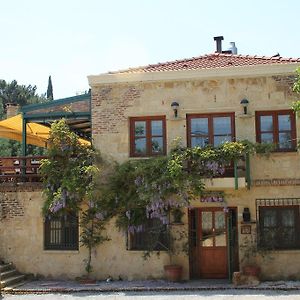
[89, 64, 300, 280]
[1, 63, 300, 281]
[0, 185, 170, 280]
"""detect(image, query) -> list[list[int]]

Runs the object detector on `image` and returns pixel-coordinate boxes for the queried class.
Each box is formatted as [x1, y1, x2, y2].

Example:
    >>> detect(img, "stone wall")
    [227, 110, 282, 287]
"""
[91, 75, 299, 163]
[1, 183, 300, 280]
[0, 184, 171, 280]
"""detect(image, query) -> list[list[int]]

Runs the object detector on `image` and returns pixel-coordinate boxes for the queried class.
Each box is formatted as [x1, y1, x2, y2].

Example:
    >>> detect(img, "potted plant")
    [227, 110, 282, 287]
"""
[163, 220, 188, 282]
[240, 235, 261, 277]
[240, 235, 272, 278]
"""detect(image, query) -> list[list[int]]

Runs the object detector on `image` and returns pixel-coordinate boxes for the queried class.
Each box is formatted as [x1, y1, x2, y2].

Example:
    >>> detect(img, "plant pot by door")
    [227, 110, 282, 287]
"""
[164, 264, 183, 282]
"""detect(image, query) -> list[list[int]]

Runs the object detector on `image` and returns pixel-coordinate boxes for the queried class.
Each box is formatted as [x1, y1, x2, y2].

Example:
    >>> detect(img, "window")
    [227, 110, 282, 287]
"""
[128, 218, 169, 251]
[44, 213, 79, 250]
[256, 110, 296, 151]
[259, 206, 300, 250]
[130, 116, 166, 157]
[187, 113, 235, 147]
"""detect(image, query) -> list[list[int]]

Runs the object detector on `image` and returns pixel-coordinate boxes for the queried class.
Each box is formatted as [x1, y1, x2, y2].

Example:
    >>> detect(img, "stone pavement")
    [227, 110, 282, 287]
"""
[3, 279, 300, 295]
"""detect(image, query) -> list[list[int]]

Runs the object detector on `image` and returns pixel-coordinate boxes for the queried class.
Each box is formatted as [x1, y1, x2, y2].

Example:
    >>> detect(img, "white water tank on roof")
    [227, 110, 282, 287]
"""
[229, 42, 238, 54]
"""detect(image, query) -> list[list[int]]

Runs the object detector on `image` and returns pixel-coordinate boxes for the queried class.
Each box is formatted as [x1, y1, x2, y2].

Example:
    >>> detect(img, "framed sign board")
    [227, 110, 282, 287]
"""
[241, 225, 251, 234]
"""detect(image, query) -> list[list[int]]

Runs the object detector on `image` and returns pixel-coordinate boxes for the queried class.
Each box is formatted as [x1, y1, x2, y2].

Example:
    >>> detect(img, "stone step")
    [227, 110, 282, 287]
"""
[1, 268, 18, 279]
[0, 262, 13, 272]
[2, 279, 28, 292]
[1, 274, 25, 288]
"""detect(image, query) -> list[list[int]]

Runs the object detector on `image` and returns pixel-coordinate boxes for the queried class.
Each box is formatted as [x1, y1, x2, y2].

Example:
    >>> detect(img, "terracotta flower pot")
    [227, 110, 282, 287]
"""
[164, 264, 183, 282]
[243, 265, 261, 277]
[78, 277, 97, 284]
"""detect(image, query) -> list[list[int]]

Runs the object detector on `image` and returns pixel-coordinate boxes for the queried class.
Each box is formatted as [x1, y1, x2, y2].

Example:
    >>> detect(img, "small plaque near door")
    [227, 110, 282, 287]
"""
[241, 225, 251, 234]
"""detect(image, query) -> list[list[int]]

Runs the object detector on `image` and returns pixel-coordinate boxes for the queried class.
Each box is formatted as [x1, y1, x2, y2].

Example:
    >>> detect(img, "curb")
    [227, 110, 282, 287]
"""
[3, 285, 300, 295]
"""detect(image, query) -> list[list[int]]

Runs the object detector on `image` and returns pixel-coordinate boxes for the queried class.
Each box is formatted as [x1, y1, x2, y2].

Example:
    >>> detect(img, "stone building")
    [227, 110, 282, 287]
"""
[1, 39, 300, 281]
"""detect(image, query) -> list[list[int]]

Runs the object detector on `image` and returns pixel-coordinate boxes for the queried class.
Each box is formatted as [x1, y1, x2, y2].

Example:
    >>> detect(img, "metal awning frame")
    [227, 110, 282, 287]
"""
[20, 92, 91, 156]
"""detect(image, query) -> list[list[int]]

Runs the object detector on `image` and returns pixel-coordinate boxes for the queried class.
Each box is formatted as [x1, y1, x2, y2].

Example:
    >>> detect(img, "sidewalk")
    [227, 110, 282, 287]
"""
[3, 279, 300, 294]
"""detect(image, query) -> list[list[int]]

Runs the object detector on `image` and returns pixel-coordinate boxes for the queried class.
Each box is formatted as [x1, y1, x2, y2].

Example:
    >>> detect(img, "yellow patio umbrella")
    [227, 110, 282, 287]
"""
[0, 114, 91, 148]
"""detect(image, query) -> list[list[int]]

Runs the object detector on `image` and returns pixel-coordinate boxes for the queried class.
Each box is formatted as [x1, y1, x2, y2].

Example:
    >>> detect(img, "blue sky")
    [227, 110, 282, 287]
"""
[1, 0, 300, 99]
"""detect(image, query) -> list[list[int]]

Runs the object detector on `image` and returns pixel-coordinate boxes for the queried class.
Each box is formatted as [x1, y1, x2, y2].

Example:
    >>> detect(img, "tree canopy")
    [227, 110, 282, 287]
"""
[0, 79, 47, 156]
[46, 76, 54, 101]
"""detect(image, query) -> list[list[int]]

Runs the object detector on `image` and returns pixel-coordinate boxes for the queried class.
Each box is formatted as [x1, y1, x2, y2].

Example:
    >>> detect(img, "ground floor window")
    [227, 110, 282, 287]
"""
[127, 218, 169, 251]
[257, 201, 300, 250]
[44, 213, 79, 250]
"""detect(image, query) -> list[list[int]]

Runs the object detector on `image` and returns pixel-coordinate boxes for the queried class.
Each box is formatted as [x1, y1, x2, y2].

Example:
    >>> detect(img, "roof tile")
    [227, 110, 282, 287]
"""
[109, 53, 300, 74]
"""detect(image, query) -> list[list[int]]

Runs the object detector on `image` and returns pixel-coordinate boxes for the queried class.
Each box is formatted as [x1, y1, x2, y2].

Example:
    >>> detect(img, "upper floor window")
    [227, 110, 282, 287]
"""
[187, 113, 235, 147]
[130, 116, 166, 157]
[255, 110, 296, 151]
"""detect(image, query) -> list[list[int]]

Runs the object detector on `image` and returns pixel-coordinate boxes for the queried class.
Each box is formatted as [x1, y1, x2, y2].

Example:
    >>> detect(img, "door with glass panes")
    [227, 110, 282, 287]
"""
[190, 208, 228, 278]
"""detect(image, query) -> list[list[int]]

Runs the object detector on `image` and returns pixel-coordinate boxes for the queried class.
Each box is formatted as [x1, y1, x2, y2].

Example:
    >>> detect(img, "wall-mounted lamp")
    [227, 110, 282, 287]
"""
[242, 207, 251, 222]
[171, 101, 179, 118]
[240, 98, 249, 115]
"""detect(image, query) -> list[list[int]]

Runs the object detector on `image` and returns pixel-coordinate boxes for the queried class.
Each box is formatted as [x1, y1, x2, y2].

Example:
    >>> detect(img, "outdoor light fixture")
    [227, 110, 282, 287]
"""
[240, 98, 249, 115]
[243, 207, 251, 223]
[171, 101, 179, 118]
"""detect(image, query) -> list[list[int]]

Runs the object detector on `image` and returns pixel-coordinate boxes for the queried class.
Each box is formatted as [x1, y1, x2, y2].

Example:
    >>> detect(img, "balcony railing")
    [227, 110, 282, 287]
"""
[0, 156, 46, 183]
[0, 153, 251, 189]
[203, 154, 251, 190]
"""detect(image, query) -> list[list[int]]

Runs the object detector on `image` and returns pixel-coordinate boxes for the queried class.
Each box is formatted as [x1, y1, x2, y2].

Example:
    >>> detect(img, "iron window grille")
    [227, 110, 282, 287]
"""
[256, 198, 300, 250]
[44, 213, 79, 250]
[127, 218, 169, 251]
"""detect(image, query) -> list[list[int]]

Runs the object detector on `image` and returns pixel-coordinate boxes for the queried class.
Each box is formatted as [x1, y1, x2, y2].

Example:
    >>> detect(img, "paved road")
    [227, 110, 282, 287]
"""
[2, 290, 300, 300]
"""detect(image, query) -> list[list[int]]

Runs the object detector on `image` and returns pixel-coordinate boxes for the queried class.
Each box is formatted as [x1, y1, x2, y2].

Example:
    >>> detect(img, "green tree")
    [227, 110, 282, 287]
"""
[0, 79, 47, 156]
[292, 67, 300, 118]
[46, 75, 54, 101]
[0, 79, 46, 116]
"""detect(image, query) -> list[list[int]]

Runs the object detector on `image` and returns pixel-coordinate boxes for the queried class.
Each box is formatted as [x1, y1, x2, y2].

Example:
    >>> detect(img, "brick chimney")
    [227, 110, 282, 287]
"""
[6, 104, 19, 118]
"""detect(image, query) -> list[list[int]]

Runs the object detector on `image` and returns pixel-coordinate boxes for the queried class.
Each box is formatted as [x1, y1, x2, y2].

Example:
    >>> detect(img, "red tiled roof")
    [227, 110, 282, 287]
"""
[109, 53, 300, 74]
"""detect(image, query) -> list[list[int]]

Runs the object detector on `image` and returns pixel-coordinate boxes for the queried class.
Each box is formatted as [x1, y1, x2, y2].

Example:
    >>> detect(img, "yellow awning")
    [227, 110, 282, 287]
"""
[0, 114, 91, 148]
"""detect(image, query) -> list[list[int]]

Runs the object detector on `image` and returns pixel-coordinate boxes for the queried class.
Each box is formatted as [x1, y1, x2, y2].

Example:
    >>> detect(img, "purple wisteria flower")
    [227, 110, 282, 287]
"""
[95, 212, 104, 220]
[205, 161, 225, 176]
[128, 224, 144, 233]
[49, 200, 64, 213]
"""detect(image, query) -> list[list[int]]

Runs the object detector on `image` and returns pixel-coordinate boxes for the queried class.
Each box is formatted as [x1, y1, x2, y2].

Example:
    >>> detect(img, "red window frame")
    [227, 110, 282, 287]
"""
[186, 112, 236, 147]
[255, 110, 296, 151]
[130, 116, 166, 157]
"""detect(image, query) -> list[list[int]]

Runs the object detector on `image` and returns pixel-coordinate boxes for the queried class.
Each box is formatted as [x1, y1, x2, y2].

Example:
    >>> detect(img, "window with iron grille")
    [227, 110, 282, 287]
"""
[44, 213, 79, 250]
[258, 206, 300, 250]
[128, 218, 169, 251]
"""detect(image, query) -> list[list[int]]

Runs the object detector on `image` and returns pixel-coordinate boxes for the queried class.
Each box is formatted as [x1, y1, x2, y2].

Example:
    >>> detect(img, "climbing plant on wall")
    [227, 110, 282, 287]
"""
[40, 119, 109, 277]
[291, 67, 300, 148]
[41, 120, 274, 271]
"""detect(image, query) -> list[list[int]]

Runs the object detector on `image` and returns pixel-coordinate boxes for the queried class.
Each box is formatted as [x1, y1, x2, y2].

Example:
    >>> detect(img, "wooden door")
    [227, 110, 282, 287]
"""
[198, 208, 228, 278]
